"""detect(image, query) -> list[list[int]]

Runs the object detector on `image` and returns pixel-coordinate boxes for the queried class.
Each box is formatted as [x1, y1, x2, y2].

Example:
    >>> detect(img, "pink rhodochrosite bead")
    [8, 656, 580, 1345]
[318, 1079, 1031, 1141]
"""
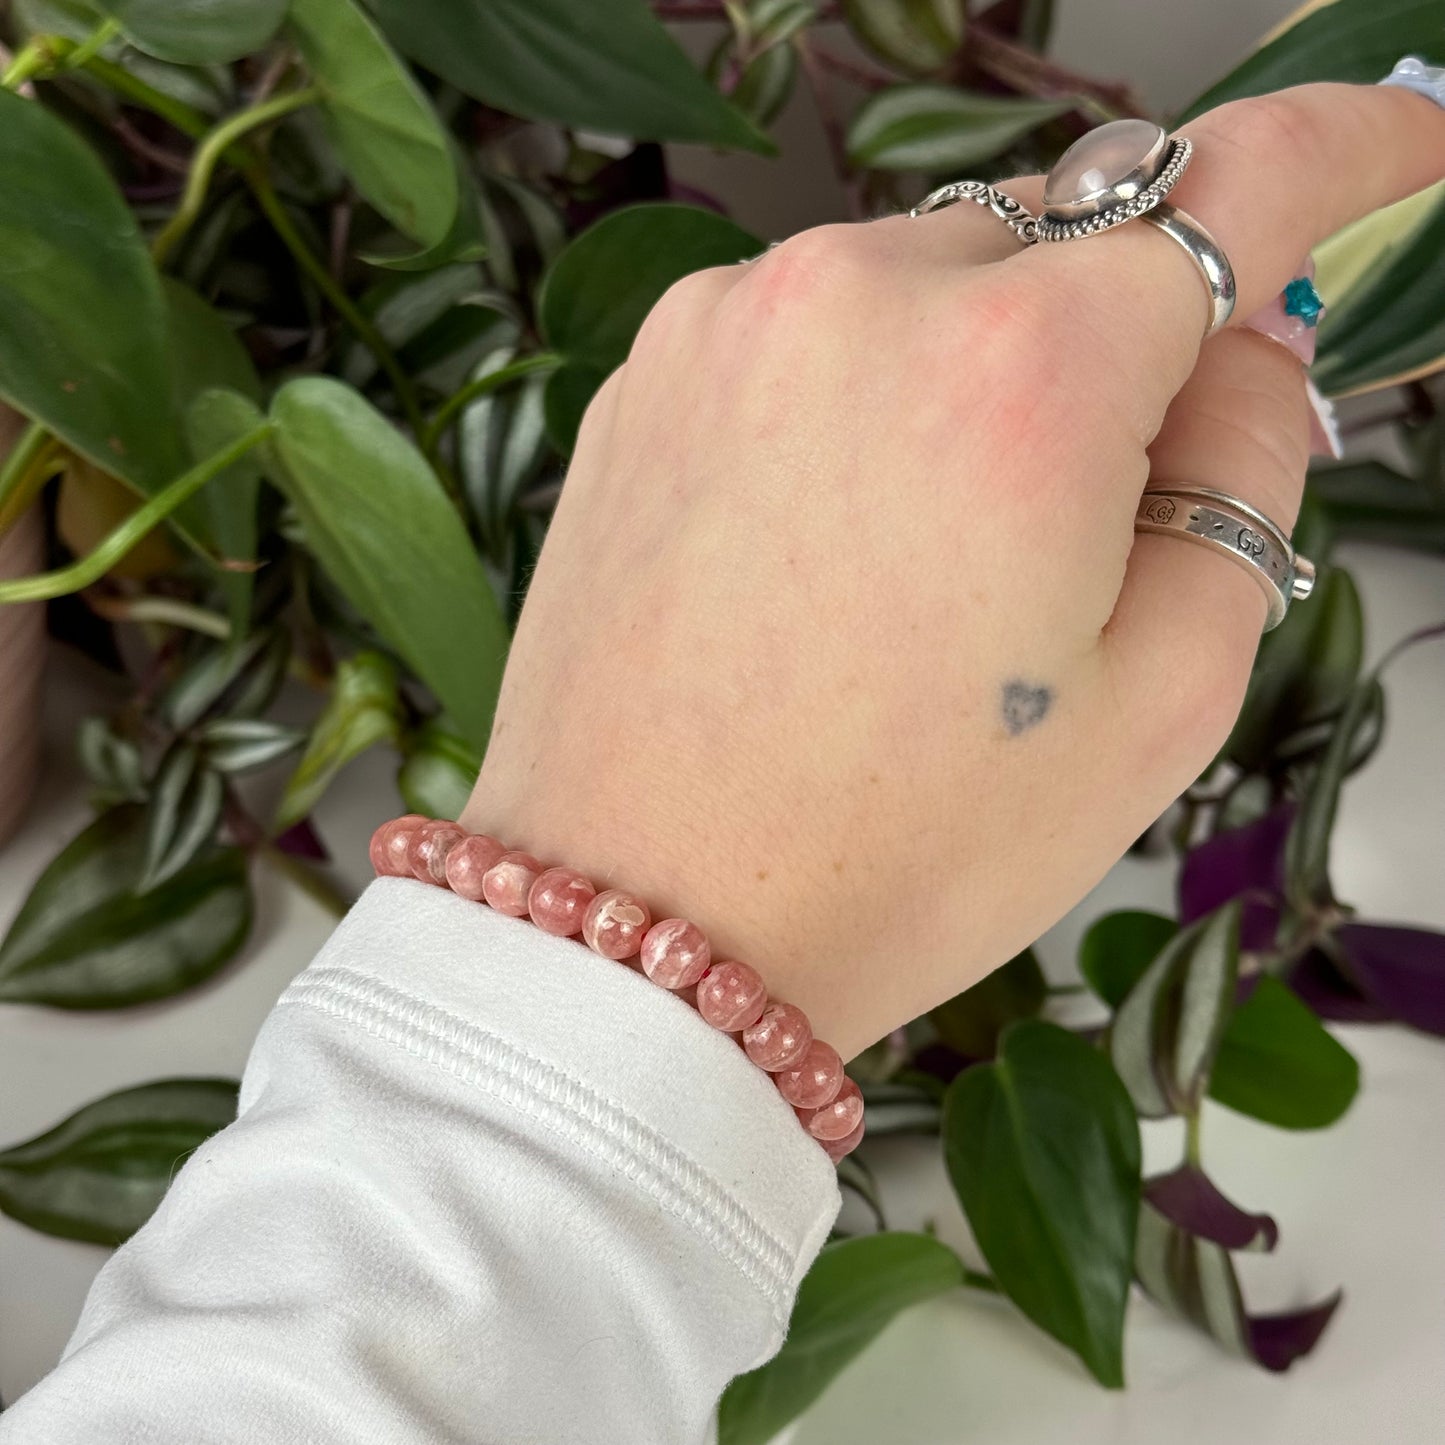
[379, 816, 426, 876]
[774, 1040, 845, 1110]
[370, 815, 425, 875]
[444, 834, 508, 900]
[697, 961, 767, 1032]
[639, 918, 711, 990]
[743, 1002, 813, 1072]
[582, 890, 652, 960]
[408, 820, 465, 885]
[482, 851, 543, 916]
[822, 1116, 866, 1163]
[804, 1077, 863, 1141]
[528, 867, 597, 936]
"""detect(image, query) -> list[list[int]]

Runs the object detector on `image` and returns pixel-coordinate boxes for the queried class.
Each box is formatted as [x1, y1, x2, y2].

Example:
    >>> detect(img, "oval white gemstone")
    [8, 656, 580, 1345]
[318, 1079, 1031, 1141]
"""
[1043, 119, 1164, 206]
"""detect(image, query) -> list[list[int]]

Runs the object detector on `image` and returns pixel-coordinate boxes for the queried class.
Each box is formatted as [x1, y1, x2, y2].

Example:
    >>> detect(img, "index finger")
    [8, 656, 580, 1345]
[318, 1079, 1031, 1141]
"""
[1016, 80, 1445, 410]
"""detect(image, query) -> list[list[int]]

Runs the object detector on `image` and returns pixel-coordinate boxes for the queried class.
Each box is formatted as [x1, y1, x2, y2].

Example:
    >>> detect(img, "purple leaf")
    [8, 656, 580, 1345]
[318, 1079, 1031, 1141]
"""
[273, 818, 329, 861]
[1288, 949, 1393, 1025]
[1144, 1165, 1279, 1252]
[1247, 1290, 1343, 1372]
[1179, 805, 1295, 950]
[1335, 924, 1445, 1035]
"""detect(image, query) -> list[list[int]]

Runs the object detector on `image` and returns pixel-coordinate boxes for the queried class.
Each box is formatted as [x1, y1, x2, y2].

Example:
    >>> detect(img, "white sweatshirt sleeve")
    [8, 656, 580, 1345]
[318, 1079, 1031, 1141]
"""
[0, 877, 841, 1444]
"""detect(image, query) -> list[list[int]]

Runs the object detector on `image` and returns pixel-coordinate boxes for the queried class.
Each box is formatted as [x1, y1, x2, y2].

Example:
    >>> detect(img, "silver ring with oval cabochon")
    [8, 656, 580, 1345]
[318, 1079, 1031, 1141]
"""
[1037, 118, 1191, 240]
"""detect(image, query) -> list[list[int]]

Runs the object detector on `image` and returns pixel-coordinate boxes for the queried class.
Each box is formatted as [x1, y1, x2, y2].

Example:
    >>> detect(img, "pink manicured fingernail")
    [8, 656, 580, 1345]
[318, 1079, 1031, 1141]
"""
[1243, 258, 1324, 367]
[1305, 378, 1343, 460]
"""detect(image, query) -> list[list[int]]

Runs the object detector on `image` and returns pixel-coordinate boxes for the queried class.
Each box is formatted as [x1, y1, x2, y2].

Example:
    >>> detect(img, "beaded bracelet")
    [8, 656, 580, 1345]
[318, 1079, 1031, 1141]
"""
[369, 815, 864, 1163]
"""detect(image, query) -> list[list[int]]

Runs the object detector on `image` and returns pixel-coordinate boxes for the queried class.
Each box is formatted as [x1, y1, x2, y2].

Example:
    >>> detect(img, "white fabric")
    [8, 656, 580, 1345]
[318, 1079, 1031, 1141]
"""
[0, 878, 841, 1443]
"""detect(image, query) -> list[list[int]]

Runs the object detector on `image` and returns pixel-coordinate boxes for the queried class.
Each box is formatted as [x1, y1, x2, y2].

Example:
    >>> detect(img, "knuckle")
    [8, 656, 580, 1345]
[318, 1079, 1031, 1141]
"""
[632, 267, 728, 354]
[742, 224, 866, 309]
[951, 271, 1057, 384]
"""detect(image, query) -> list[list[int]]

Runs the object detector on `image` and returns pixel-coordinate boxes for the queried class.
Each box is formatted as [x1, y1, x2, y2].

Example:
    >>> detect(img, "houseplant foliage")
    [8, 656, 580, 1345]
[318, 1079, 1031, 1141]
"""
[0, 0, 1443, 1430]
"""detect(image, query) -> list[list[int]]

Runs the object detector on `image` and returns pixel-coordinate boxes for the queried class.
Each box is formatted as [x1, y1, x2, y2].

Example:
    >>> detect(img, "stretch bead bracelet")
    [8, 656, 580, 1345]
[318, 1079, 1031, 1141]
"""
[368, 815, 864, 1163]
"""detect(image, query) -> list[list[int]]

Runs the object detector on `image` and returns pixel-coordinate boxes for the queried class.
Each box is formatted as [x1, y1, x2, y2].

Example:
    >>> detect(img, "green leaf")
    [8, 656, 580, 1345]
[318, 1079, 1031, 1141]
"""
[176, 381, 265, 635]
[267, 378, 510, 750]
[160, 625, 289, 732]
[1178, 0, 1445, 120]
[930, 948, 1046, 1058]
[1224, 567, 1362, 773]
[538, 203, 759, 451]
[0, 89, 182, 493]
[1284, 674, 1379, 907]
[1210, 976, 1359, 1129]
[944, 1020, 1140, 1386]
[359, 141, 489, 272]
[289, 0, 457, 249]
[140, 744, 226, 891]
[200, 718, 306, 774]
[0, 1078, 238, 1245]
[397, 720, 481, 821]
[718, 1234, 964, 1445]
[1307, 458, 1445, 553]
[846, 85, 1068, 171]
[708, 31, 798, 128]
[1313, 187, 1445, 396]
[1134, 1201, 1250, 1358]
[77, 716, 146, 803]
[364, 0, 770, 153]
[1110, 904, 1241, 1119]
[94, 0, 287, 64]
[276, 651, 402, 830]
[842, 0, 964, 75]
[0, 805, 252, 1009]
[1079, 910, 1177, 1010]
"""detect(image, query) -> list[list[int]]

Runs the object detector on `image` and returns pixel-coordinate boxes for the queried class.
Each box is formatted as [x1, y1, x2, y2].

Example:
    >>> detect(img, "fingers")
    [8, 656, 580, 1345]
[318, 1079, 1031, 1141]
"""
[1104, 328, 1311, 712]
[1019, 82, 1445, 411]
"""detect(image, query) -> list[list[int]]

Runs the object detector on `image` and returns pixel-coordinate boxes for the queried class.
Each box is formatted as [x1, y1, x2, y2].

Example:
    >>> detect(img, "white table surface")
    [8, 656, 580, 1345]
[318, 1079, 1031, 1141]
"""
[2, 541, 1443, 1438]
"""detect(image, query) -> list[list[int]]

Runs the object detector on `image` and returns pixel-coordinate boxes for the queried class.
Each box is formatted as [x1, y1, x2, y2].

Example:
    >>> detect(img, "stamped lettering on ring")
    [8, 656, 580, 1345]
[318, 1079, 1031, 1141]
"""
[1236, 526, 1266, 558]
[1142, 497, 1176, 525]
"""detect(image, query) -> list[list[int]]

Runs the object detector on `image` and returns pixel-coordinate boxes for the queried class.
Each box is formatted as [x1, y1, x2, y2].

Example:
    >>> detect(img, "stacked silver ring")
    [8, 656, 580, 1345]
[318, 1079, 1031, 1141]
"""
[1134, 488, 1315, 630]
[908, 120, 1313, 631]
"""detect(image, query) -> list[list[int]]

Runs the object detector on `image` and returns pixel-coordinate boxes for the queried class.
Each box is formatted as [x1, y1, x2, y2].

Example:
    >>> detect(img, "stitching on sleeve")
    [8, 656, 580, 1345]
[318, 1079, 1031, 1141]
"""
[276, 963, 800, 1326]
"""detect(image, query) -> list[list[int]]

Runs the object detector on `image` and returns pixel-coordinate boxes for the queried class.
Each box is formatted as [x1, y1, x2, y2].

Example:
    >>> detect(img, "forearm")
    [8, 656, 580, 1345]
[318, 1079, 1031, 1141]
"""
[0, 879, 839, 1444]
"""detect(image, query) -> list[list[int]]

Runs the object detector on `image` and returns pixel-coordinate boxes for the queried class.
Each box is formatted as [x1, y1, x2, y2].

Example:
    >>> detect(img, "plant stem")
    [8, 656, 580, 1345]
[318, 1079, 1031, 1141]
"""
[64, 17, 122, 70]
[0, 419, 54, 528]
[79, 52, 211, 138]
[151, 87, 320, 266]
[421, 354, 561, 460]
[2, 36, 54, 89]
[0, 424, 272, 604]
[965, 24, 1150, 121]
[243, 165, 432, 448]
[1184, 1108, 1203, 1167]
[86, 592, 233, 639]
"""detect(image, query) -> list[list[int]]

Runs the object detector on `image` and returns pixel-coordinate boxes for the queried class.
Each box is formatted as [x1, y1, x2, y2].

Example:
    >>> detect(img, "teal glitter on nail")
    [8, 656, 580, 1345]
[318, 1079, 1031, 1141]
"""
[1283, 277, 1324, 328]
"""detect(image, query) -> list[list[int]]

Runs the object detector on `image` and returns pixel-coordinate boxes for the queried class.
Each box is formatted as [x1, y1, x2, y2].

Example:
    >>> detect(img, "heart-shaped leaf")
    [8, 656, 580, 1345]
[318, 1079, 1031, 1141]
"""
[276, 650, 402, 830]
[846, 85, 1068, 171]
[0, 1078, 238, 1245]
[1208, 976, 1359, 1129]
[717, 1233, 964, 1445]
[944, 1020, 1140, 1386]
[267, 377, 510, 750]
[1079, 910, 1177, 1010]
[0, 805, 252, 1008]
[0, 89, 182, 494]
[363, 0, 770, 153]
[289, 0, 457, 249]
[538, 203, 759, 451]
[1110, 903, 1241, 1119]
[94, 0, 287, 64]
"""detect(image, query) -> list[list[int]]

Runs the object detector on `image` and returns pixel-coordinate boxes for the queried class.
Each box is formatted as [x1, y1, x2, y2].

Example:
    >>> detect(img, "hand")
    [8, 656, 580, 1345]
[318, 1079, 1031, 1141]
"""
[463, 83, 1445, 1059]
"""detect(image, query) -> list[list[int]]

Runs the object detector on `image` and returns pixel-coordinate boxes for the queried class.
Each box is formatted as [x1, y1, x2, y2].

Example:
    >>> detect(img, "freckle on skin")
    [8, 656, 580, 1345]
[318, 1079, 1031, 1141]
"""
[868, 772, 879, 784]
[833, 859, 845, 874]
[756, 869, 769, 882]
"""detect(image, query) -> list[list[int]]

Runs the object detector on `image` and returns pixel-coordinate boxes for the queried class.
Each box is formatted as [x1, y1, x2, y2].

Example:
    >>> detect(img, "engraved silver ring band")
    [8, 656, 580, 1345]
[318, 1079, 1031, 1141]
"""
[1134, 488, 1316, 631]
